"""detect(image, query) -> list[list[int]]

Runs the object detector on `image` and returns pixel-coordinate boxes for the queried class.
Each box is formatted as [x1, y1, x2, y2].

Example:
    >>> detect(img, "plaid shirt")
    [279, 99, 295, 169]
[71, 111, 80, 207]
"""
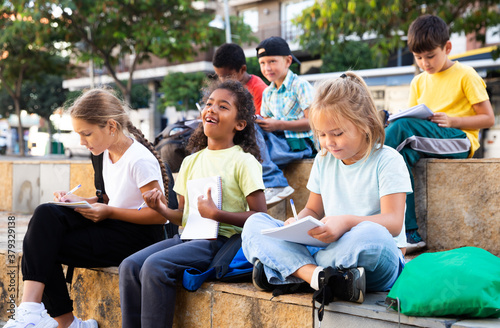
[261, 70, 315, 139]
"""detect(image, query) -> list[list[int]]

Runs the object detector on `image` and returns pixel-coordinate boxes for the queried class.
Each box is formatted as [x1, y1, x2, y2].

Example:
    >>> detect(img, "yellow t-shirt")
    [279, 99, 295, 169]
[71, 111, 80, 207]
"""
[408, 61, 490, 155]
[174, 145, 264, 238]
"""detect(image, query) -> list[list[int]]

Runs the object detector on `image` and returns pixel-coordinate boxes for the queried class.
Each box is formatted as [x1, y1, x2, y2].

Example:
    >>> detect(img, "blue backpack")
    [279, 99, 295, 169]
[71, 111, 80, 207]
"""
[183, 234, 253, 291]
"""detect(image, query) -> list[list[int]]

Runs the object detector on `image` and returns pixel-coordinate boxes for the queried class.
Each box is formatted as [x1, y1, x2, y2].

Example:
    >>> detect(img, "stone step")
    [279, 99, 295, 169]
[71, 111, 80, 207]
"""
[1, 254, 498, 328]
[317, 292, 500, 328]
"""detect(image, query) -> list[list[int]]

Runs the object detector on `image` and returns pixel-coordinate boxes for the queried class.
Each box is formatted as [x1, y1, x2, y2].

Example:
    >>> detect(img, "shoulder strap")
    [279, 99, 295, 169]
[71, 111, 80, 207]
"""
[90, 153, 106, 202]
[67, 153, 105, 285]
[208, 234, 242, 279]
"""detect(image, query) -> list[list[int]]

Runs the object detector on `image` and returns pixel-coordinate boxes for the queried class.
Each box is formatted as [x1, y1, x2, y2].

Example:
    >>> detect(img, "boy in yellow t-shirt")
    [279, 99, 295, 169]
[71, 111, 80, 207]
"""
[385, 14, 495, 253]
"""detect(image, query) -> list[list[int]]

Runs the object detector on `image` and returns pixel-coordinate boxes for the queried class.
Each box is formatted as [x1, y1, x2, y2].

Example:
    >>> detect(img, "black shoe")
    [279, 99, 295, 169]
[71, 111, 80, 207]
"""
[252, 259, 313, 296]
[313, 267, 366, 321]
[252, 259, 274, 291]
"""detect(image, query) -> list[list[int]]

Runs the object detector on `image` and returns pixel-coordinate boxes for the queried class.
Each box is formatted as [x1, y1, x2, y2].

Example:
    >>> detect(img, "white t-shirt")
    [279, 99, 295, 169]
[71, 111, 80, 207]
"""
[103, 138, 164, 209]
[306, 145, 412, 247]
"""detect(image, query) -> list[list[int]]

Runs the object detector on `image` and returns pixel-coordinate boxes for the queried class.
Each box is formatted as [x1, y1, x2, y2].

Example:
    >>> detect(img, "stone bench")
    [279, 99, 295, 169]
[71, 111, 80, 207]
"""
[1, 158, 499, 327]
[1, 251, 499, 327]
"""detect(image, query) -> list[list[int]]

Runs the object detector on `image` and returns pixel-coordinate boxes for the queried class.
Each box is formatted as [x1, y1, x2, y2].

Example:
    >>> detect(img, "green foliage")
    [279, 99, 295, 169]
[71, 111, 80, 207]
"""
[0, 1, 70, 155]
[0, 74, 67, 120]
[129, 84, 151, 109]
[294, 0, 500, 66]
[246, 57, 267, 83]
[320, 41, 382, 73]
[22, 75, 67, 119]
[41, 0, 257, 103]
[159, 72, 207, 112]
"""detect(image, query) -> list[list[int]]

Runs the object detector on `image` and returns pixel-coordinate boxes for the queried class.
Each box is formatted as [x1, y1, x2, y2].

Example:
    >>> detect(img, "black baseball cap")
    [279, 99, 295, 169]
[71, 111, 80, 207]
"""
[256, 36, 301, 64]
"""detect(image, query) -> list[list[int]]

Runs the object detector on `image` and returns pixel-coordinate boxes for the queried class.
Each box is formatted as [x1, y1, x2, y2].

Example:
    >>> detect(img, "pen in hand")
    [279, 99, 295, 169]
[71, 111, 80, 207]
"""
[66, 184, 82, 196]
[290, 199, 299, 222]
[137, 201, 146, 211]
[61, 184, 81, 202]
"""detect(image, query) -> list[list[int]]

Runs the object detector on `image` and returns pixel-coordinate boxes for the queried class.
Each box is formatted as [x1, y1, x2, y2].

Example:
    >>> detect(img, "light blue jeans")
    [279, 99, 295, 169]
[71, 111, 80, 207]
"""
[242, 213, 405, 292]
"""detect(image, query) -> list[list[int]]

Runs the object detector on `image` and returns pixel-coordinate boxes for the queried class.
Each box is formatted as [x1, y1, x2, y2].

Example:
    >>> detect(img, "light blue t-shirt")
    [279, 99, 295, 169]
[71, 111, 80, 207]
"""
[306, 145, 412, 247]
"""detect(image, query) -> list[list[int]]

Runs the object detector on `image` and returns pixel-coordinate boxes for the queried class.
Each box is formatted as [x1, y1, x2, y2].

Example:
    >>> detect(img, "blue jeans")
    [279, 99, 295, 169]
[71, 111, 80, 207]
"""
[119, 235, 225, 328]
[242, 213, 404, 292]
[256, 124, 314, 188]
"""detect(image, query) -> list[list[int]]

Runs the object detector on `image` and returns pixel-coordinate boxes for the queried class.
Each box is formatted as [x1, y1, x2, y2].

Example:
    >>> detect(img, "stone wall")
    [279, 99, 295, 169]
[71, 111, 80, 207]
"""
[2, 158, 499, 256]
[0, 160, 94, 213]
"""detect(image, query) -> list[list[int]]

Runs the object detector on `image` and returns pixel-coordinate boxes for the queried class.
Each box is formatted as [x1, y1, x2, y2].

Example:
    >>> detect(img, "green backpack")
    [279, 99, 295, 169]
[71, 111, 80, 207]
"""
[386, 247, 500, 318]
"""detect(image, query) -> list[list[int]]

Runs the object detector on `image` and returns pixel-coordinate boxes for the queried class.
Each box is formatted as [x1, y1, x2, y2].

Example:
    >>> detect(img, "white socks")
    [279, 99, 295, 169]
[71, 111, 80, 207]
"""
[310, 266, 324, 291]
[18, 302, 45, 312]
[69, 316, 80, 328]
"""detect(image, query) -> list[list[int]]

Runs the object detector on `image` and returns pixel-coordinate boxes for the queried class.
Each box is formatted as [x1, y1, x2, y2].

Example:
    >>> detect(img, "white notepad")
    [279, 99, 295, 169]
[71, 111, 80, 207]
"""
[388, 104, 433, 122]
[181, 176, 222, 240]
[261, 216, 328, 247]
[47, 201, 92, 209]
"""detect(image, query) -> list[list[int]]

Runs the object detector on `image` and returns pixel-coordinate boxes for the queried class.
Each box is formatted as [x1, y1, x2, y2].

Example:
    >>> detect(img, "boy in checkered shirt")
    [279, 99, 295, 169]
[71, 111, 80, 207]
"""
[256, 36, 316, 169]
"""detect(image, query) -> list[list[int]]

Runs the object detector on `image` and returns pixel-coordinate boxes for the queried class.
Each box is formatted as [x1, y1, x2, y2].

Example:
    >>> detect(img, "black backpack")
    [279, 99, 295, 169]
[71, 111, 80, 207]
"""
[153, 119, 201, 173]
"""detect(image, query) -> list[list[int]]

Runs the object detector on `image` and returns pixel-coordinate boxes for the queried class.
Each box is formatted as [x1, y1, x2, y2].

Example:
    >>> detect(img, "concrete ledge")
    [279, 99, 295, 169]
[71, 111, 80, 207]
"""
[1, 252, 498, 327]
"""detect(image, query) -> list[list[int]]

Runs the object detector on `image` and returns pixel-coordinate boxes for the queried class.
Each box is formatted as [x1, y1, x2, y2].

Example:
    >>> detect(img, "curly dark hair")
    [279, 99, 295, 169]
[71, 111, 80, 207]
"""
[187, 79, 261, 161]
[213, 43, 246, 71]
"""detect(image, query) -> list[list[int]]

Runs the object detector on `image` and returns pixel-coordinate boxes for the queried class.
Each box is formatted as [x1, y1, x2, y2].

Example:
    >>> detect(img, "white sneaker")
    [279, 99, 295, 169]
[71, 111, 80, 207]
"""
[4, 304, 58, 328]
[69, 317, 99, 328]
[265, 186, 295, 206]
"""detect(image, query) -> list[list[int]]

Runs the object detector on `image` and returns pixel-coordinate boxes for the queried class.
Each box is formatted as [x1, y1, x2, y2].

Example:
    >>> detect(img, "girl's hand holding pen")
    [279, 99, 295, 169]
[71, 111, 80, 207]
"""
[54, 184, 83, 202]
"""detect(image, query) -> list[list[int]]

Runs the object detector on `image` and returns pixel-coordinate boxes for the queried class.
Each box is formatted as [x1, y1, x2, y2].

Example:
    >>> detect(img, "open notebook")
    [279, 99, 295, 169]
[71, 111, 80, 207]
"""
[180, 176, 222, 240]
[47, 201, 92, 209]
[388, 104, 433, 122]
[261, 216, 328, 247]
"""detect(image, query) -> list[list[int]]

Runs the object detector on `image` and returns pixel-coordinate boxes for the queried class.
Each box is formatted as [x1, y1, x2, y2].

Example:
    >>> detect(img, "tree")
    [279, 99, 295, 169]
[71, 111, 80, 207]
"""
[320, 41, 382, 73]
[0, 1, 69, 155]
[43, 0, 257, 104]
[22, 75, 68, 153]
[294, 0, 500, 66]
[160, 72, 207, 112]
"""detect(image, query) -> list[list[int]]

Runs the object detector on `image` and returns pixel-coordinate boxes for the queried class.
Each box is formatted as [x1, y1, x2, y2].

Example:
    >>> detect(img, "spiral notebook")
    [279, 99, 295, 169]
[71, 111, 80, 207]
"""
[180, 176, 222, 240]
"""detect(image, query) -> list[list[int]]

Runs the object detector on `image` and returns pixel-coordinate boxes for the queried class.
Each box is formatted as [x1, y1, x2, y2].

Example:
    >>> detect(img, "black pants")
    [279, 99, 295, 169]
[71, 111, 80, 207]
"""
[22, 203, 164, 317]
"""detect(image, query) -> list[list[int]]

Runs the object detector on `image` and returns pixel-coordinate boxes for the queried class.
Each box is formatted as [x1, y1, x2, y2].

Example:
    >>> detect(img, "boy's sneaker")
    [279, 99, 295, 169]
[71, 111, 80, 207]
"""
[406, 229, 426, 254]
[4, 304, 58, 328]
[313, 267, 366, 322]
[265, 186, 294, 206]
[69, 317, 99, 328]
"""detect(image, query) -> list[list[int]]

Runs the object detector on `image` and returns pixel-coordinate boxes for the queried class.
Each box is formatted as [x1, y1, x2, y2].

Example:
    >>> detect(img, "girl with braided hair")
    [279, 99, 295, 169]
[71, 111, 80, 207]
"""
[5, 88, 176, 328]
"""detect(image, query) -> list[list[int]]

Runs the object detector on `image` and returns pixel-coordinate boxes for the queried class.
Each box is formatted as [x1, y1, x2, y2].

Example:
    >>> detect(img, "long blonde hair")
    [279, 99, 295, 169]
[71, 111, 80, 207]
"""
[309, 71, 385, 160]
[69, 88, 169, 202]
